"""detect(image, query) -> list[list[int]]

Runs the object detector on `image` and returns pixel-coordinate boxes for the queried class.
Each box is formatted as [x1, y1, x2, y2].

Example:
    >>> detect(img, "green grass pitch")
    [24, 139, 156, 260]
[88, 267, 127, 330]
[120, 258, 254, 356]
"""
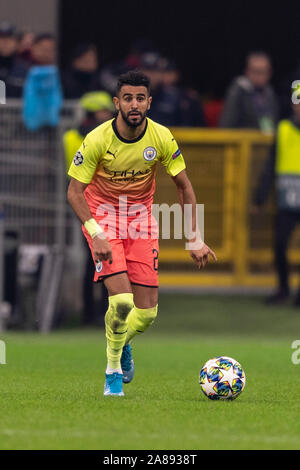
[1, 293, 300, 450]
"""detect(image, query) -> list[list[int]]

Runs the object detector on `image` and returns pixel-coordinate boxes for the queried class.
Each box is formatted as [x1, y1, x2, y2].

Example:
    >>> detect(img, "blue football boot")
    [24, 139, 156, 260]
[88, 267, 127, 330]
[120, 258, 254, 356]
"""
[121, 344, 135, 384]
[103, 372, 124, 396]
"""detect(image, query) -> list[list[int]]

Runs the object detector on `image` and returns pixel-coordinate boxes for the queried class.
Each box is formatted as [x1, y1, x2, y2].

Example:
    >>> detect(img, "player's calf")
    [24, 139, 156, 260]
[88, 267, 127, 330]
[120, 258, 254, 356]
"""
[121, 305, 158, 384]
[105, 293, 134, 376]
[125, 304, 158, 344]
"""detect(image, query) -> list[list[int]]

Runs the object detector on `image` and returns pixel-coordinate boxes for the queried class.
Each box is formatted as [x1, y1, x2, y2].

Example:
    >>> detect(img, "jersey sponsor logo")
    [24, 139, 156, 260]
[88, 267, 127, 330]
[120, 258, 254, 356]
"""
[103, 167, 151, 179]
[95, 261, 103, 273]
[143, 146, 157, 161]
[73, 151, 84, 166]
[172, 148, 181, 160]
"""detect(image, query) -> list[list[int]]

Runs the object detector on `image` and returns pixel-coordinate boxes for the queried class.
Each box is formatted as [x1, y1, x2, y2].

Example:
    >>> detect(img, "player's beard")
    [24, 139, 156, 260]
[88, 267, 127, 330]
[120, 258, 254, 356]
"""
[119, 108, 147, 128]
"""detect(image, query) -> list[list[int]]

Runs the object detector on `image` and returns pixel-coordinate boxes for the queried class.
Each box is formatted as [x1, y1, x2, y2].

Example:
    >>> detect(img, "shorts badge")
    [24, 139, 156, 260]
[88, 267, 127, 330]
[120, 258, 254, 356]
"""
[95, 261, 103, 273]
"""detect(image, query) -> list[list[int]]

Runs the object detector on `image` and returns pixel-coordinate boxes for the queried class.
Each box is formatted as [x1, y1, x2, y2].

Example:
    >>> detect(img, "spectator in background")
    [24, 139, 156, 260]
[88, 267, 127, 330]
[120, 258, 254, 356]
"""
[139, 53, 179, 126]
[63, 91, 114, 325]
[98, 60, 129, 97]
[63, 91, 115, 169]
[124, 38, 154, 69]
[142, 53, 182, 125]
[30, 33, 56, 66]
[0, 26, 56, 98]
[161, 59, 206, 127]
[139, 52, 169, 123]
[0, 21, 17, 80]
[17, 31, 35, 62]
[5, 32, 56, 98]
[22, 34, 62, 130]
[141, 53, 206, 127]
[140, 52, 163, 92]
[62, 44, 103, 99]
[220, 52, 279, 132]
[0, 21, 21, 97]
[253, 93, 300, 305]
[98, 39, 156, 96]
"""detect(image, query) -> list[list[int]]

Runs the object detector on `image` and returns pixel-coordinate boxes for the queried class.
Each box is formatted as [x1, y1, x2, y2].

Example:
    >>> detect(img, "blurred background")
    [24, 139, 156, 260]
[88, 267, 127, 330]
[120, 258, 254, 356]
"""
[1, 0, 300, 331]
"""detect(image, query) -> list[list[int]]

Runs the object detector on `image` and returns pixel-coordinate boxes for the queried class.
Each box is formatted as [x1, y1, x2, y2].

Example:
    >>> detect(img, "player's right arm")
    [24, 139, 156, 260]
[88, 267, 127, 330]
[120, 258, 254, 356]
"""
[67, 178, 92, 224]
[67, 131, 113, 264]
[67, 178, 113, 264]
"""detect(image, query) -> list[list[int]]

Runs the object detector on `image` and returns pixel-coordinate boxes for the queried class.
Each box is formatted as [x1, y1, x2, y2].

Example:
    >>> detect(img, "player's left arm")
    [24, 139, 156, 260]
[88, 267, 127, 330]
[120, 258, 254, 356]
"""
[172, 169, 217, 269]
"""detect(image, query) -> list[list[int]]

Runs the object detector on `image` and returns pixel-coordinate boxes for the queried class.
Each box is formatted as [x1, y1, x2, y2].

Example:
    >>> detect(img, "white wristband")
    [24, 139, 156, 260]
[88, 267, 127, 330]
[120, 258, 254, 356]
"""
[185, 228, 204, 251]
[84, 218, 104, 239]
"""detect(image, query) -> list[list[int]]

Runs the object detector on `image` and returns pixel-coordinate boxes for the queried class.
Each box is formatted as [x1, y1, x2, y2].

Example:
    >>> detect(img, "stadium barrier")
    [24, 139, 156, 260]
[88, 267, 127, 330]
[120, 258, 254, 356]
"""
[159, 128, 300, 288]
[0, 100, 82, 330]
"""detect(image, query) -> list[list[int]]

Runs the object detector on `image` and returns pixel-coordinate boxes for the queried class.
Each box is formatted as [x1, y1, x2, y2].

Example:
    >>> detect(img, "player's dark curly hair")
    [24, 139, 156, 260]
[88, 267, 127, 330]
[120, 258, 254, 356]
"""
[116, 70, 151, 95]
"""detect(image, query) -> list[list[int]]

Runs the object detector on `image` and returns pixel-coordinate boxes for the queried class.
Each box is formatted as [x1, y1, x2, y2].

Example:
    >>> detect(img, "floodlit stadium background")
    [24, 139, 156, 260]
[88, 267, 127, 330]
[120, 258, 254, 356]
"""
[2, 1, 300, 329]
[2, 0, 300, 453]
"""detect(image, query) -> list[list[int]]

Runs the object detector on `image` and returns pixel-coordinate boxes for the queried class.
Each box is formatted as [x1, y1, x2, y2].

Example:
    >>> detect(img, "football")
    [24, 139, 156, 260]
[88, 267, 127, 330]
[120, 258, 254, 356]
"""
[199, 356, 246, 400]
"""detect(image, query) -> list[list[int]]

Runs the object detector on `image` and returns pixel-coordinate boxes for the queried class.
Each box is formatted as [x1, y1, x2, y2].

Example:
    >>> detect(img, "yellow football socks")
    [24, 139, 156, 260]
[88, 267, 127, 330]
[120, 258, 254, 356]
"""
[105, 293, 134, 371]
[125, 305, 158, 344]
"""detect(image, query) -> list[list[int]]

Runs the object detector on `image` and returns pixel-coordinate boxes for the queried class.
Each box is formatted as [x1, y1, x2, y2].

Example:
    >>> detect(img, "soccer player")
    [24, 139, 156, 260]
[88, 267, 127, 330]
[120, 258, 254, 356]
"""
[67, 70, 216, 396]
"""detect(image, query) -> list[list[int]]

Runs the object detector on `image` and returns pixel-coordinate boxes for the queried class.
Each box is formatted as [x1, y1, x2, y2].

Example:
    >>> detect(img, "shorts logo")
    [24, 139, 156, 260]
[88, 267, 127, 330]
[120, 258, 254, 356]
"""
[172, 148, 181, 160]
[95, 261, 103, 273]
[73, 151, 84, 166]
[143, 147, 157, 161]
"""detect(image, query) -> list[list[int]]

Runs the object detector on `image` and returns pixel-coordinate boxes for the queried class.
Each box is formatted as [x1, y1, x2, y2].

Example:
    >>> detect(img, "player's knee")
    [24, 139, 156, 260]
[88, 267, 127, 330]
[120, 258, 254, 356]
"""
[108, 293, 134, 322]
[140, 304, 158, 326]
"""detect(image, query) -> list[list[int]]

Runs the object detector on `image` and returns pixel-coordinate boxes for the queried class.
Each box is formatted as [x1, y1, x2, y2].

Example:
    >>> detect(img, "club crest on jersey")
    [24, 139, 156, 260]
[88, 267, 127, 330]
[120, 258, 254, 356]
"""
[95, 261, 103, 273]
[143, 147, 157, 161]
[73, 151, 84, 166]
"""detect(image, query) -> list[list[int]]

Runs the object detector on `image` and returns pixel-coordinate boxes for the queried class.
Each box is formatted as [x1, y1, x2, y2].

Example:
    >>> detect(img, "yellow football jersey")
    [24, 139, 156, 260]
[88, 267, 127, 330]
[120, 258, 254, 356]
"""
[68, 117, 186, 207]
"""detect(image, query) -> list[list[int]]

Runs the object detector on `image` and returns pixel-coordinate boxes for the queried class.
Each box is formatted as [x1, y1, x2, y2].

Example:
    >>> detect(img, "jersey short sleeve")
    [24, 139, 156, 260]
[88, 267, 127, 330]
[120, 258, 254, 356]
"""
[159, 129, 186, 177]
[68, 132, 103, 184]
